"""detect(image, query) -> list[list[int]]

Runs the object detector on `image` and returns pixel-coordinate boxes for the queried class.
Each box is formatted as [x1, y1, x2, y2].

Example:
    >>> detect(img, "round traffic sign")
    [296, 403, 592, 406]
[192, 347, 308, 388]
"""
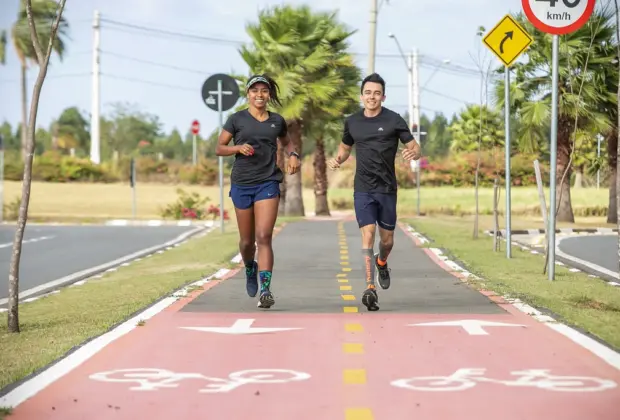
[522, 0, 595, 35]
[191, 120, 200, 135]
[201, 73, 241, 112]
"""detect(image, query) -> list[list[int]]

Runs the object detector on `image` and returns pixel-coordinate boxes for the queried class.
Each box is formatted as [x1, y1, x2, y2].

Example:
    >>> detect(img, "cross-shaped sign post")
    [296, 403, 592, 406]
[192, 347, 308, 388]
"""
[201, 74, 240, 233]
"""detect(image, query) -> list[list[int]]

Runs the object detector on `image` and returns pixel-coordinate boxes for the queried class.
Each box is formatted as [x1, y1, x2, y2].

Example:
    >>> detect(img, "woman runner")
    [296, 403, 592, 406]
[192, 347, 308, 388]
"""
[216, 74, 300, 309]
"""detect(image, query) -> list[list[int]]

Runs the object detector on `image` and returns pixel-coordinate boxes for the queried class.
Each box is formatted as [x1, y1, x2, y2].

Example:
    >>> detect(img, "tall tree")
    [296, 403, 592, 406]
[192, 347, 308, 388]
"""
[8, 0, 67, 333]
[10, 0, 69, 161]
[0, 30, 6, 64]
[238, 5, 360, 216]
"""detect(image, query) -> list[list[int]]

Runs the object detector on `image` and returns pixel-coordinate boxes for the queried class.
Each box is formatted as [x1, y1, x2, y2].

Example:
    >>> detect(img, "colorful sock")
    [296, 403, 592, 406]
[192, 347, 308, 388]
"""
[362, 249, 375, 288]
[259, 271, 272, 291]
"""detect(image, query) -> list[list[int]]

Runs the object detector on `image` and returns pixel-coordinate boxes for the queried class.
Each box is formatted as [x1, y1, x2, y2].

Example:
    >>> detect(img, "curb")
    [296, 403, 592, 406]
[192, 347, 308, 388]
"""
[0, 225, 211, 310]
[486, 227, 618, 236]
[482, 230, 620, 286]
[405, 223, 620, 370]
[104, 219, 216, 227]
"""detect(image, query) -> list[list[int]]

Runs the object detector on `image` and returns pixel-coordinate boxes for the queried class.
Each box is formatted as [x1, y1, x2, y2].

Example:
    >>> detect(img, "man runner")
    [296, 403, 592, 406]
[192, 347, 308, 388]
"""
[328, 73, 421, 311]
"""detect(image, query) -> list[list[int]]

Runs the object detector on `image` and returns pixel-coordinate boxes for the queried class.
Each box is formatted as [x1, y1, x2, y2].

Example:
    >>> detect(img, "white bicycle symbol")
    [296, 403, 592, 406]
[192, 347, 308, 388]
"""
[391, 368, 617, 392]
[89, 368, 311, 393]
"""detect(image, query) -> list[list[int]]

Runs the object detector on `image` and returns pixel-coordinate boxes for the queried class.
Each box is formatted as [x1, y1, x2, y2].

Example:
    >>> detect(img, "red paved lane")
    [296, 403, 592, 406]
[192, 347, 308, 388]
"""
[9, 311, 352, 419]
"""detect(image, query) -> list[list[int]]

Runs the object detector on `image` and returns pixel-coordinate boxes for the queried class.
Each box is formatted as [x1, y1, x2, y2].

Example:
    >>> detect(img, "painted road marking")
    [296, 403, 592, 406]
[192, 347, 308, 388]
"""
[345, 323, 363, 332]
[338, 279, 349, 283]
[90, 368, 312, 393]
[343, 306, 358, 313]
[340, 285, 352, 291]
[341, 255, 349, 260]
[337, 273, 347, 278]
[343, 343, 364, 354]
[179, 319, 303, 335]
[0, 235, 55, 250]
[345, 408, 374, 420]
[343, 369, 367, 384]
[390, 368, 617, 392]
[341, 294, 355, 301]
[410, 319, 526, 335]
[342, 267, 352, 272]
[341, 261, 349, 266]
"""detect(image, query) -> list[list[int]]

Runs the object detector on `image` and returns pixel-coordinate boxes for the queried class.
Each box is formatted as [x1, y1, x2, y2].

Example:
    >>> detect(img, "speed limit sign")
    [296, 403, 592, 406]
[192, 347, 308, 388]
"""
[522, 0, 596, 35]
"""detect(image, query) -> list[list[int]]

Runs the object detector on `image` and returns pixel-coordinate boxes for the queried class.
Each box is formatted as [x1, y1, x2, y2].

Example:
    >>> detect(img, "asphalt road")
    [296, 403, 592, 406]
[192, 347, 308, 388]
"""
[558, 234, 617, 276]
[0, 224, 196, 300]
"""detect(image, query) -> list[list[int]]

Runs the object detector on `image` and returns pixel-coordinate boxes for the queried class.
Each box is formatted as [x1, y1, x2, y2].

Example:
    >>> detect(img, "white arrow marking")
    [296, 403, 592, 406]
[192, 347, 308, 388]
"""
[179, 319, 303, 335]
[409, 319, 526, 335]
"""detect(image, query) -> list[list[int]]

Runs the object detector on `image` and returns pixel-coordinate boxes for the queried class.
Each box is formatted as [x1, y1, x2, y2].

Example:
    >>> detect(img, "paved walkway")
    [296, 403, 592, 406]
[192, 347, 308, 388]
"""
[4, 219, 620, 419]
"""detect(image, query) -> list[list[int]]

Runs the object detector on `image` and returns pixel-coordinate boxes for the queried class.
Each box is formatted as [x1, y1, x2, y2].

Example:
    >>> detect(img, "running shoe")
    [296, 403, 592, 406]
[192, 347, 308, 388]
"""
[245, 261, 258, 297]
[361, 286, 379, 311]
[257, 289, 275, 308]
[374, 253, 391, 290]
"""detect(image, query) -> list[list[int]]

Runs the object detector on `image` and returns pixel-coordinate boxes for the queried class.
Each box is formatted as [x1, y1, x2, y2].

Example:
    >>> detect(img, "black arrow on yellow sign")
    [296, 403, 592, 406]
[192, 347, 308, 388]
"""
[499, 31, 513, 54]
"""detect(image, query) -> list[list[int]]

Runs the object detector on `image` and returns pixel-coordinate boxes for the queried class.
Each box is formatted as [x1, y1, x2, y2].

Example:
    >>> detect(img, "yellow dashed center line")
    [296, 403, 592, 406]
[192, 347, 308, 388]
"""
[345, 408, 374, 420]
[343, 369, 367, 384]
[343, 343, 364, 354]
[345, 323, 363, 332]
[340, 285, 352, 291]
[343, 306, 358, 313]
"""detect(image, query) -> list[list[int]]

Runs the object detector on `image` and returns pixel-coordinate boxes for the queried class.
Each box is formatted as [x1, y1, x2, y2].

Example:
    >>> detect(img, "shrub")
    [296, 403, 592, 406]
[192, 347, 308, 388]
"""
[159, 188, 230, 221]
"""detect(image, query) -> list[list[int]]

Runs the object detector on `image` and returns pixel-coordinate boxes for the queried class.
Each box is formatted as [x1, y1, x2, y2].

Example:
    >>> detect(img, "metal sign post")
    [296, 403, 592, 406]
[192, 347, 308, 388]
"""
[521, 0, 596, 280]
[483, 14, 533, 259]
[191, 119, 200, 166]
[201, 73, 240, 233]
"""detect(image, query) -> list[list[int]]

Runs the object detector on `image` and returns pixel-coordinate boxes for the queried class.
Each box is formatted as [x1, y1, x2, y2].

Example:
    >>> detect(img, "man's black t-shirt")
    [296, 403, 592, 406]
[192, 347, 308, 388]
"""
[342, 106, 415, 194]
[223, 109, 287, 186]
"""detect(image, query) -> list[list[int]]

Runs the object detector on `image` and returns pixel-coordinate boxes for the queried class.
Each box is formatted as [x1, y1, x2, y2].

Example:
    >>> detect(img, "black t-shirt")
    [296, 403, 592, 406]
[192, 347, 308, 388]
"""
[342, 107, 415, 194]
[223, 109, 288, 186]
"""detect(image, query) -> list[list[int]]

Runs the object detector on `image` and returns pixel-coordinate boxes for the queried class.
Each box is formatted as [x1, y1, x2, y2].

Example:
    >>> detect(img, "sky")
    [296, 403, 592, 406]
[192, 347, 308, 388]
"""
[0, 0, 525, 141]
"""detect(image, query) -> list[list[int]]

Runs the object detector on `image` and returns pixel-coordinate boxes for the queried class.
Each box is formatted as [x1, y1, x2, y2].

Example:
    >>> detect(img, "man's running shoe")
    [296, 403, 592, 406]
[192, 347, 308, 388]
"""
[361, 287, 379, 311]
[257, 289, 275, 308]
[374, 253, 391, 290]
[245, 261, 258, 297]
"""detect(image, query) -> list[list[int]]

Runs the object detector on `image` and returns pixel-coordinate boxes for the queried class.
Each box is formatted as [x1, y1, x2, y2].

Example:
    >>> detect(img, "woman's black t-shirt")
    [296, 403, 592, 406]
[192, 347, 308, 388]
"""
[222, 109, 288, 186]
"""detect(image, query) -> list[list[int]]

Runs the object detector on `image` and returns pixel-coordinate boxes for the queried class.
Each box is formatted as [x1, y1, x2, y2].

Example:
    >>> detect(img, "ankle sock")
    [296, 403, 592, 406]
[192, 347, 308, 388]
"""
[259, 271, 272, 291]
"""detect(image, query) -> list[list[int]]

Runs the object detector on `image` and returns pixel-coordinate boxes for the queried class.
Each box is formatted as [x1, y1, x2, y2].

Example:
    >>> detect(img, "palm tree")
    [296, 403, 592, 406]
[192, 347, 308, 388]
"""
[238, 5, 360, 216]
[11, 0, 69, 161]
[493, 8, 616, 222]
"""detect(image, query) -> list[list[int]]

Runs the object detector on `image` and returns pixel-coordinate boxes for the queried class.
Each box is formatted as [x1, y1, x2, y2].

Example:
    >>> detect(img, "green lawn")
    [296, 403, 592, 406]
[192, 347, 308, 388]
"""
[405, 216, 620, 350]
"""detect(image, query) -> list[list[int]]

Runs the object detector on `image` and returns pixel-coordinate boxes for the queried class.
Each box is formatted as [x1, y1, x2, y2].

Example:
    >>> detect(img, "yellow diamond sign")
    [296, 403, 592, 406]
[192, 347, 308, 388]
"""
[483, 14, 533, 67]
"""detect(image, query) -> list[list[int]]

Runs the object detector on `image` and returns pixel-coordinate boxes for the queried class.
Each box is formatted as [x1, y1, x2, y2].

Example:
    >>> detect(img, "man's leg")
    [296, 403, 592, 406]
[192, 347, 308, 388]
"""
[354, 192, 380, 311]
[375, 193, 397, 289]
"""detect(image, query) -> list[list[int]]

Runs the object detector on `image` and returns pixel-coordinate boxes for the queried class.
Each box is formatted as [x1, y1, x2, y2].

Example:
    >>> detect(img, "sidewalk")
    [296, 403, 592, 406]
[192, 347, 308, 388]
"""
[3, 219, 620, 419]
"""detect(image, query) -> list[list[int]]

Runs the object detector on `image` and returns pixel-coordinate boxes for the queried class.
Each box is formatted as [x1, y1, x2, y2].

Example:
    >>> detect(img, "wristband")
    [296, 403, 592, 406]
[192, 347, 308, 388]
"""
[289, 151, 300, 159]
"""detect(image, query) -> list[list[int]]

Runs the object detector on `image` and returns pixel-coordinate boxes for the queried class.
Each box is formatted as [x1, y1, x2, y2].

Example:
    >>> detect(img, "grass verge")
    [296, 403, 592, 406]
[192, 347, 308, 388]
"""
[405, 216, 620, 350]
[0, 222, 264, 393]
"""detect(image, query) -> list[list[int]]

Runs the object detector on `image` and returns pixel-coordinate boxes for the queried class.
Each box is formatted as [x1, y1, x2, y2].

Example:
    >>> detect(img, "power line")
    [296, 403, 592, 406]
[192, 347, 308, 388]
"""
[100, 50, 214, 76]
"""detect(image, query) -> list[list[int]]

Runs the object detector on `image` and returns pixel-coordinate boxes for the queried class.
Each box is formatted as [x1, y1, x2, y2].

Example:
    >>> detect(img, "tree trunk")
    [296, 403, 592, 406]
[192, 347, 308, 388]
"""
[313, 136, 330, 216]
[8, 0, 67, 333]
[20, 63, 28, 162]
[607, 128, 618, 224]
[573, 168, 583, 189]
[555, 114, 575, 223]
[284, 120, 304, 217]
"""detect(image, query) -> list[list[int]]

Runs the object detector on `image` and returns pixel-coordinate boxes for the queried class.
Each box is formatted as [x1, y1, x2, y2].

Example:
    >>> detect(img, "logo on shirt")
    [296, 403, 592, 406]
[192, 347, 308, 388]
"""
[378, 127, 384, 131]
[271, 124, 276, 128]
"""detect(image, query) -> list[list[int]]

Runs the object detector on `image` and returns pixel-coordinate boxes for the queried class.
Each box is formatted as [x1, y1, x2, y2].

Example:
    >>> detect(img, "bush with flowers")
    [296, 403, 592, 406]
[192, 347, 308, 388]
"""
[160, 188, 230, 221]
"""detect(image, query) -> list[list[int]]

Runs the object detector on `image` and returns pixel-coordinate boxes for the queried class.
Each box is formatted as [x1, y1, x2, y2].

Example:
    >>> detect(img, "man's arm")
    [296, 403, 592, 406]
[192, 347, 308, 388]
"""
[335, 142, 353, 164]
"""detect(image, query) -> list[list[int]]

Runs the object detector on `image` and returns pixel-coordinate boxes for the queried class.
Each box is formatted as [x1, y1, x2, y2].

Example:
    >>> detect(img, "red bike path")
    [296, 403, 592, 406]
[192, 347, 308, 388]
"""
[4, 219, 620, 419]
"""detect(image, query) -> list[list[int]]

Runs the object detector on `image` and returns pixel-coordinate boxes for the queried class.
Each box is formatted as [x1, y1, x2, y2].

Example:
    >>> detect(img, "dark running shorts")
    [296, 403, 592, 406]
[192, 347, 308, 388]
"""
[353, 191, 397, 231]
[229, 180, 280, 210]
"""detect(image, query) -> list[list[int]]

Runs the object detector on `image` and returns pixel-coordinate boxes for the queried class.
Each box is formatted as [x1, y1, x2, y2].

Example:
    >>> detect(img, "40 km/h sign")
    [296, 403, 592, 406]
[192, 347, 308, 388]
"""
[522, 0, 596, 35]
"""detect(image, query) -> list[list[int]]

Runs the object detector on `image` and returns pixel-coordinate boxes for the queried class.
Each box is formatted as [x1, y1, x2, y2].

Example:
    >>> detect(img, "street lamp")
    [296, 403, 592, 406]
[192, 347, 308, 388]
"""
[388, 33, 449, 216]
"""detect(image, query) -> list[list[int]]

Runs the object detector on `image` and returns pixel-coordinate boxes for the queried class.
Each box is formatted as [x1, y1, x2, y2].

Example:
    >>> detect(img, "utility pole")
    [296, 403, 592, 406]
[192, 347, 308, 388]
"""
[367, 0, 378, 74]
[90, 10, 101, 164]
[412, 47, 422, 216]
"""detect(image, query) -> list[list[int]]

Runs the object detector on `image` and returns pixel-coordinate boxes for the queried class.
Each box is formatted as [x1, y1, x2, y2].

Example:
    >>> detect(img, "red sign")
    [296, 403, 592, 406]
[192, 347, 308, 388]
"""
[191, 120, 200, 135]
[522, 0, 595, 35]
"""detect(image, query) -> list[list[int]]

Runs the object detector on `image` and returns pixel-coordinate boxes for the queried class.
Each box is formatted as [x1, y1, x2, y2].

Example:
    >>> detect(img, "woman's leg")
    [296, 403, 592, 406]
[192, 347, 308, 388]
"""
[253, 193, 280, 308]
[231, 184, 258, 297]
